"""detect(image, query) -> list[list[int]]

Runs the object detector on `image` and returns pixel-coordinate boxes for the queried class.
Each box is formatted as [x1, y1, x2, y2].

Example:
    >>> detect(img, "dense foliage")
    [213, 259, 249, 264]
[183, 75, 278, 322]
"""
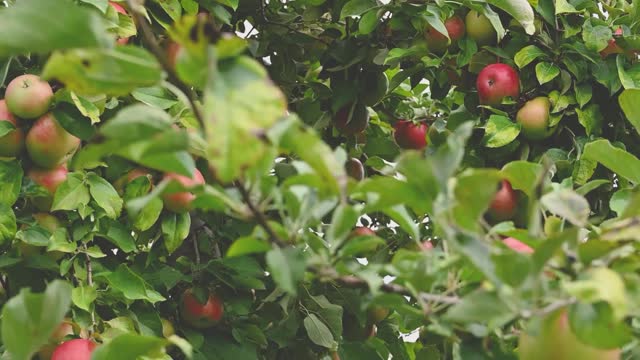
[0, 0, 639, 359]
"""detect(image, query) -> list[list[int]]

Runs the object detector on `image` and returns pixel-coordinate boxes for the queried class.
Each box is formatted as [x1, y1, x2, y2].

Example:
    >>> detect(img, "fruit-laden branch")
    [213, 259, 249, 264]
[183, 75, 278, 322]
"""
[124, 0, 205, 129]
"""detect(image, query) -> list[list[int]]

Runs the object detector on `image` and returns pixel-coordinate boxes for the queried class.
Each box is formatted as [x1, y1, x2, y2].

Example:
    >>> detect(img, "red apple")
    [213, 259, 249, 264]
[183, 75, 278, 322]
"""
[5, 74, 53, 120]
[26, 113, 81, 169]
[162, 169, 205, 213]
[109, 1, 130, 45]
[600, 28, 624, 58]
[350, 227, 376, 237]
[476, 63, 520, 105]
[180, 289, 224, 328]
[488, 180, 517, 221]
[333, 103, 370, 135]
[502, 237, 533, 254]
[29, 165, 68, 195]
[0, 99, 24, 157]
[424, 16, 465, 53]
[345, 158, 365, 181]
[394, 120, 428, 150]
[51, 339, 96, 360]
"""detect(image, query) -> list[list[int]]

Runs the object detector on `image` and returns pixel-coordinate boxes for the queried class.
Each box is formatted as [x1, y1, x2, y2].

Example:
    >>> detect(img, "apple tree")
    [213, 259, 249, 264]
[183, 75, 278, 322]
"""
[0, 0, 639, 359]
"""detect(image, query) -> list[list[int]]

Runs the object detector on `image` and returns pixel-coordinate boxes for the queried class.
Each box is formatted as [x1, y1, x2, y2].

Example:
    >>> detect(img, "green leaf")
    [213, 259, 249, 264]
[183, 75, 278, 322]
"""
[52, 103, 97, 141]
[265, 247, 305, 296]
[154, 0, 182, 19]
[88, 173, 123, 218]
[131, 87, 179, 110]
[42, 46, 162, 96]
[132, 198, 163, 232]
[444, 290, 516, 329]
[1, 280, 72, 360]
[535, 62, 560, 84]
[450, 169, 502, 232]
[0, 204, 17, 247]
[582, 22, 611, 52]
[616, 56, 640, 90]
[102, 264, 166, 303]
[575, 104, 603, 136]
[91, 333, 167, 360]
[203, 56, 287, 183]
[0, 0, 108, 57]
[359, 10, 379, 35]
[619, 89, 640, 135]
[482, 115, 521, 148]
[0, 159, 23, 207]
[568, 302, 632, 349]
[0, 121, 15, 138]
[501, 161, 543, 197]
[326, 204, 361, 247]
[71, 286, 97, 312]
[540, 189, 590, 227]
[226, 236, 271, 257]
[100, 221, 137, 253]
[51, 173, 90, 212]
[514, 45, 546, 68]
[162, 212, 191, 254]
[304, 314, 337, 349]
[575, 83, 593, 108]
[555, 0, 580, 14]
[583, 139, 640, 183]
[340, 0, 377, 18]
[488, 0, 535, 35]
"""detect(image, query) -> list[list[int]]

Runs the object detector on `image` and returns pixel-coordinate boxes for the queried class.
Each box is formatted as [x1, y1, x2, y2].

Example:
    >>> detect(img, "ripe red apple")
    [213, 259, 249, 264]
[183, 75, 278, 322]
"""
[162, 169, 205, 213]
[51, 339, 96, 360]
[38, 319, 75, 360]
[516, 96, 554, 140]
[502, 237, 533, 254]
[488, 180, 517, 222]
[465, 10, 497, 46]
[26, 114, 80, 169]
[29, 165, 68, 211]
[5, 74, 53, 120]
[394, 120, 428, 150]
[180, 289, 224, 328]
[333, 103, 369, 135]
[424, 16, 465, 53]
[600, 28, 624, 58]
[476, 63, 520, 105]
[350, 226, 376, 238]
[109, 1, 130, 45]
[345, 158, 365, 181]
[29, 165, 68, 196]
[0, 99, 24, 157]
[166, 41, 183, 69]
[519, 309, 620, 360]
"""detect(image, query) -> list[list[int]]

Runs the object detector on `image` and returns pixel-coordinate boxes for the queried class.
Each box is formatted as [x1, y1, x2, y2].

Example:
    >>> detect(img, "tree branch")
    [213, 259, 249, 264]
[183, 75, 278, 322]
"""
[235, 180, 287, 247]
[124, 0, 205, 129]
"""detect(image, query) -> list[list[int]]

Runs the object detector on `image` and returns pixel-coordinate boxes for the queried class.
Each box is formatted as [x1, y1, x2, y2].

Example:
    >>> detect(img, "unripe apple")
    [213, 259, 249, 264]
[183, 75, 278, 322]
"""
[465, 10, 496, 46]
[424, 16, 465, 53]
[180, 289, 224, 328]
[476, 63, 520, 105]
[516, 97, 554, 140]
[51, 339, 96, 360]
[345, 158, 365, 181]
[394, 120, 428, 150]
[109, 1, 130, 45]
[502, 237, 533, 254]
[367, 306, 390, 323]
[487, 180, 517, 221]
[34, 213, 63, 233]
[0, 99, 24, 157]
[333, 103, 370, 135]
[162, 169, 205, 213]
[161, 318, 175, 338]
[519, 309, 620, 360]
[5, 75, 53, 120]
[26, 113, 80, 169]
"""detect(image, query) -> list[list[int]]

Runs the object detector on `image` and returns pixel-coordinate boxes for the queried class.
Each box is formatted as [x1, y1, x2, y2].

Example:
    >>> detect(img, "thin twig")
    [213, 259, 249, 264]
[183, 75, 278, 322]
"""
[124, 0, 206, 129]
[236, 180, 287, 247]
[83, 244, 97, 331]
